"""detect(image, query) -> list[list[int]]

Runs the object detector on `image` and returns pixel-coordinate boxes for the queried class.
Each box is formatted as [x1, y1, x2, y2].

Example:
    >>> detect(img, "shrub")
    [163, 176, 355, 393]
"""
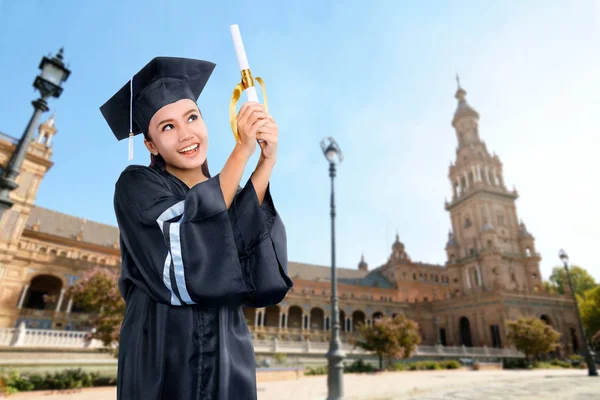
[550, 359, 572, 369]
[568, 354, 584, 366]
[471, 361, 480, 371]
[273, 353, 287, 364]
[439, 360, 461, 369]
[305, 365, 328, 375]
[3, 370, 34, 392]
[0, 368, 112, 393]
[390, 360, 460, 371]
[422, 361, 441, 370]
[343, 359, 377, 373]
[503, 358, 528, 369]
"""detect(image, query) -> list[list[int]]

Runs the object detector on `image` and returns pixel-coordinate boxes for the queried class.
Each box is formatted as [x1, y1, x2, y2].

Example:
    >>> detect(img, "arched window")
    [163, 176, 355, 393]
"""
[464, 217, 472, 228]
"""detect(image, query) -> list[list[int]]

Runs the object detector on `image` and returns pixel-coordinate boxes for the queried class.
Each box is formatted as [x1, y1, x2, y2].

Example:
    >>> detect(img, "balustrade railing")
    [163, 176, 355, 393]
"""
[0, 325, 524, 359]
[0, 324, 105, 349]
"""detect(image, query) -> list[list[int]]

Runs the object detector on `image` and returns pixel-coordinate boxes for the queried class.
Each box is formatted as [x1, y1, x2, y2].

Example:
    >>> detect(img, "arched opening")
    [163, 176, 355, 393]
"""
[339, 310, 346, 332]
[570, 327, 579, 354]
[23, 275, 63, 310]
[352, 310, 366, 330]
[263, 305, 280, 327]
[372, 312, 384, 322]
[539, 315, 556, 359]
[540, 314, 552, 326]
[439, 328, 447, 346]
[525, 248, 532, 257]
[459, 316, 473, 347]
[287, 306, 303, 329]
[242, 307, 256, 327]
[310, 308, 325, 330]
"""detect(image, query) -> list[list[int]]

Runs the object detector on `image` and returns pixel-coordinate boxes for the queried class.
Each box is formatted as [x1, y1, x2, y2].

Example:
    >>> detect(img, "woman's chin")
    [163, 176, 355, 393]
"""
[173, 155, 206, 170]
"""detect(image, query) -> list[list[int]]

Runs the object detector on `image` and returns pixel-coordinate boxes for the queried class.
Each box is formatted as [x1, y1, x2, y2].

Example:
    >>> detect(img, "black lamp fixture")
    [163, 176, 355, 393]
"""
[0, 48, 70, 217]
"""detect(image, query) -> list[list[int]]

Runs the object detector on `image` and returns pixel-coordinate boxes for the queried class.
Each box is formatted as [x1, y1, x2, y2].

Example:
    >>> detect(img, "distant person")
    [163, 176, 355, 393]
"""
[100, 56, 293, 400]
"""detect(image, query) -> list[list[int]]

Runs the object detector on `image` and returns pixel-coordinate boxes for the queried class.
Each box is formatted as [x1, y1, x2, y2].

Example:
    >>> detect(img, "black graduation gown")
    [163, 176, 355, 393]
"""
[113, 164, 293, 400]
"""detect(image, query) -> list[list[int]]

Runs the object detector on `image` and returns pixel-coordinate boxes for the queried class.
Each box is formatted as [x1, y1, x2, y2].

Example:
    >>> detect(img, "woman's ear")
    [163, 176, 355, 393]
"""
[144, 137, 158, 155]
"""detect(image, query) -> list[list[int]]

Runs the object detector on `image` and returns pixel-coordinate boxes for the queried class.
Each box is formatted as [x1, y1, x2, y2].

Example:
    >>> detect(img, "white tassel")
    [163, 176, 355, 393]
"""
[128, 76, 134, 161]
[128, 133, 134, 160]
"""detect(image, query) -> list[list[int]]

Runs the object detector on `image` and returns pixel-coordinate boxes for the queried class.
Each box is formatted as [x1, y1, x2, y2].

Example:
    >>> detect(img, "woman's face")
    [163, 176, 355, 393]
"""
[145, 99, 208, 171]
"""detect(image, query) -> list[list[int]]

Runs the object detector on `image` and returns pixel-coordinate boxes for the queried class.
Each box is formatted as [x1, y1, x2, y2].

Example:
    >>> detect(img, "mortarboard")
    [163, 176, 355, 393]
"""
[99, 57, 216, 160]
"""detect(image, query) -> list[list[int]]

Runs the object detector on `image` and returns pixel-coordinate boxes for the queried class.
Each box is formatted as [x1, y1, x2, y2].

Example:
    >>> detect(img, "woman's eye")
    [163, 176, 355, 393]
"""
[188, 114, 198, 122]
[162, 124, 174, 132]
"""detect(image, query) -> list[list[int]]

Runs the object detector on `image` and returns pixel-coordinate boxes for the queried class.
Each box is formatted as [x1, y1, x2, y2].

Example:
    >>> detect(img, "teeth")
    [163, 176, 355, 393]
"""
[178, 144, 198, 153]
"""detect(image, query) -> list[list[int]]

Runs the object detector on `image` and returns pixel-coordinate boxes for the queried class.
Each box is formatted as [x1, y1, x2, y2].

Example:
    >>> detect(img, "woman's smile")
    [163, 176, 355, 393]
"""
[177, 143, 200, 157]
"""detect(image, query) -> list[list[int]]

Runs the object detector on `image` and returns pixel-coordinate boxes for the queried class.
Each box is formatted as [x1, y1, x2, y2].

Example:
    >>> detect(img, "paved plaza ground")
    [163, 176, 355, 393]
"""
[3, 369, 598, 399]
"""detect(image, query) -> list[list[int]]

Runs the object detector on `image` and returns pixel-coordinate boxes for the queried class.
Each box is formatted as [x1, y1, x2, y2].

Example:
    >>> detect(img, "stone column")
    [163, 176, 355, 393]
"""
[254, 310, 260, 327]
[279, 312, 286, 329]
[476, 264, 483, 287]
[16, 284, 29, 308]
[55, 289, 66, 312]
[464, 268, 471, 289]
[66, 297, 73, 314]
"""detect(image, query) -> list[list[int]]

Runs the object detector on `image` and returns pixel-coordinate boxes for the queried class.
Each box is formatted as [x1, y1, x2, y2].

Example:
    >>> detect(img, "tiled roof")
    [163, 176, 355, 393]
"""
[340, 270, 395, 289]
[0, 132, 19, 145]
[25, 206, 120, 248]
[23, 207, 376, 280]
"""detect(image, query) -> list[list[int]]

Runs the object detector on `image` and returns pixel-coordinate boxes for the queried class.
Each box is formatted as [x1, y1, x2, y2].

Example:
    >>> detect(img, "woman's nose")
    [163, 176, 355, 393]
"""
[178, 128, 193, 142]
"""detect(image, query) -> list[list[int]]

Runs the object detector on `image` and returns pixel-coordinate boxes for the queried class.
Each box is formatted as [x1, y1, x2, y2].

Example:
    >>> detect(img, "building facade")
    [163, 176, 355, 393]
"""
[0, 85, 583, 356]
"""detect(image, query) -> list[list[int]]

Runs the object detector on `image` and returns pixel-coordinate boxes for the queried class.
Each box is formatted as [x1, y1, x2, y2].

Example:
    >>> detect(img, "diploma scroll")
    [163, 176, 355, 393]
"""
[229, 24, 268, 143]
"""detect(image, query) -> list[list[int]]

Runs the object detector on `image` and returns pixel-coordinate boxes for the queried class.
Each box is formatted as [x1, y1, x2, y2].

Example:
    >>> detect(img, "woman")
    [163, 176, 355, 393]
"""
[100, 56, 293, 400]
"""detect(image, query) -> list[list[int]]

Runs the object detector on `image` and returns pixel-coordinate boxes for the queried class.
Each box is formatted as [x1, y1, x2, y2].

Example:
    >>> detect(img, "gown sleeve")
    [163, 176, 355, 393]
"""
[228, 178, 294, 308]
[114, 167, 252, 307]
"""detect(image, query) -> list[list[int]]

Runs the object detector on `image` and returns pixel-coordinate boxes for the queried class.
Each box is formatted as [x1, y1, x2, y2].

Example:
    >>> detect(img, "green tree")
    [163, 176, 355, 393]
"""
[542, 280, 558, 295]
[592, 330, 600, 353]
[548, 265, 597, 297]
[353, 314, 421, 370]
[66, 266, 125, 357]
[506, 317, 561, 366]
[579, 286, 600, 340]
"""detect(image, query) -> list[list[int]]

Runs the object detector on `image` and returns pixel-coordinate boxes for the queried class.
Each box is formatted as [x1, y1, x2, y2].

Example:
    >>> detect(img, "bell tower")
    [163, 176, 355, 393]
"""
[444, 78, 542, 293]
[0, 114, 56, 250]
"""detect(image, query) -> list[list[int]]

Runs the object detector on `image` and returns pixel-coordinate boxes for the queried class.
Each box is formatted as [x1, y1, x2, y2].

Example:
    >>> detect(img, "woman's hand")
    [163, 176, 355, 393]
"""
[256, 114, 278, 163]
[235, 101, 269, 158]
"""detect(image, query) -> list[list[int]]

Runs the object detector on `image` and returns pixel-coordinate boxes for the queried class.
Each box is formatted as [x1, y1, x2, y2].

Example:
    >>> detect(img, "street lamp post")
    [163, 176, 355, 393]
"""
[320, 137, 345, 400]
[559, 249, 598, 376]
[0, 48, 70, 217]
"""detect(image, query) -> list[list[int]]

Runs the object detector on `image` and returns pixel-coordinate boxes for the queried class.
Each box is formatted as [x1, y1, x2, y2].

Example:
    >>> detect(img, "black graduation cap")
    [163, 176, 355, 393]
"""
[99, 57, 216, 159]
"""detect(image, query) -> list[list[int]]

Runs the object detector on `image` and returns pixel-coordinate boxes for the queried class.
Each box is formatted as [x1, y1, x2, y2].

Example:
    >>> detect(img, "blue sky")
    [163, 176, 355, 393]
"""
[0, 0, 598, 281]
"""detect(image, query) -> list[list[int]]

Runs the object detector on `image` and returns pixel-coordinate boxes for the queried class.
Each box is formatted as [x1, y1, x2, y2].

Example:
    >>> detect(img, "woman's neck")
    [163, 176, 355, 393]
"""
[166, 164, 207, 188]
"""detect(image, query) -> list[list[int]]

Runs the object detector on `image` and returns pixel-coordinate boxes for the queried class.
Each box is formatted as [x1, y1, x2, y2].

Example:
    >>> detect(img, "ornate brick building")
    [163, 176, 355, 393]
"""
[0, 84, 583, 356]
